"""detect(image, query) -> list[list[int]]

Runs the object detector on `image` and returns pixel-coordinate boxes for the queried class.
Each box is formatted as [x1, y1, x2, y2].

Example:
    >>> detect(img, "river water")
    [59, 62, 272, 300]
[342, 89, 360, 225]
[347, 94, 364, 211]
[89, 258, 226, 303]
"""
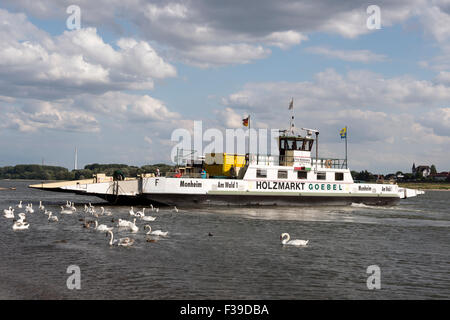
[0, 180, 448, 299]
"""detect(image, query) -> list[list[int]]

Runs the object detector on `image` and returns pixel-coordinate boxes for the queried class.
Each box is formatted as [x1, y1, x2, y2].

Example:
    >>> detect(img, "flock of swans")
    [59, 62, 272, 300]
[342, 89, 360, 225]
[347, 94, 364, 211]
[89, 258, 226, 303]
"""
[3, 200, 309, 247]
[3, 200, 174, 247]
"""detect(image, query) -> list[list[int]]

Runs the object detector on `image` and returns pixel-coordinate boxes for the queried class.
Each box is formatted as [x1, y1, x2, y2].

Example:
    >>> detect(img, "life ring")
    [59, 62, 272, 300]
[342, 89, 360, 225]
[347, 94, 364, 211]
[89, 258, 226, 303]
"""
[325, 159, 332, 168]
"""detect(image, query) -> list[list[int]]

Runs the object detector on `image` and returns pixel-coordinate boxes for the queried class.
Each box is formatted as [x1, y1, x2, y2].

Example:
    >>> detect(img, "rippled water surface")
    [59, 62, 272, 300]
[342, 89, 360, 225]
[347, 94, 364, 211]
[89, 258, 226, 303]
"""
[0, 180, 449, 299]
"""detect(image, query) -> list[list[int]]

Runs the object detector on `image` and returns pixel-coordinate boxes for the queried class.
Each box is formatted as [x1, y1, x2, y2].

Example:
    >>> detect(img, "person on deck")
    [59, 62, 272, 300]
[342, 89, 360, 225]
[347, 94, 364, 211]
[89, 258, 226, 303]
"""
[174, 169, 182, 178]
[200, 169, 207, 179]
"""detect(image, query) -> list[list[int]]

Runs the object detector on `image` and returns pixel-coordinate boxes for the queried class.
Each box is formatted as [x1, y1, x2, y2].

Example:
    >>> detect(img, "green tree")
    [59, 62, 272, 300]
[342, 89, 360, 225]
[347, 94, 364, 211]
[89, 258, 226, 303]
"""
[430, 165, 437, 174]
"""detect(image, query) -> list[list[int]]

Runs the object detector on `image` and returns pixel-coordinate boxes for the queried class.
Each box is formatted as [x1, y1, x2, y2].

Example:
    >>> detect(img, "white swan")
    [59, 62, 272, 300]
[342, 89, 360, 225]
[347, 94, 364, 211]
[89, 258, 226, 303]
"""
[100, 207, 112, 216]
[280, 233, 308, 246]
[130, 223, 139, 233]
[3, 206, 13, 215]
[135, 208, 145, 217]
[129, 206, 135, 216]
[141, 215, 156, 222]
[4, 207, 14, 219]
[12, 220, 29, 231]
[44, 209, 51, 216]
[144, 225, 168, 237]
[17, 212, 26, 222]
[70, 202, 76, 211]
[61, 206, 74, 214]
[16, 201, 23, 208]
[107, 230, 134, 247]
[48, 212, 59, 222]
[88, 205, 96, 215]
[173, 206, 179, 213]
[25, 204, 34, 214]
[65, 201, 72, 208]
[117, 218, 133, 228]
[94, 220, 113, 232]
[39, 201, 45, 211]
[124, 218, 139, 232]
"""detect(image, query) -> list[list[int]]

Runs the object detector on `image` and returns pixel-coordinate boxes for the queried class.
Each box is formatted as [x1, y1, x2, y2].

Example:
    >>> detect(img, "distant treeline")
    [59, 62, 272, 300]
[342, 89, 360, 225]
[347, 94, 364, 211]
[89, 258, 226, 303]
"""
[351, 170, 450, 182]
[0, 163, 175, 180]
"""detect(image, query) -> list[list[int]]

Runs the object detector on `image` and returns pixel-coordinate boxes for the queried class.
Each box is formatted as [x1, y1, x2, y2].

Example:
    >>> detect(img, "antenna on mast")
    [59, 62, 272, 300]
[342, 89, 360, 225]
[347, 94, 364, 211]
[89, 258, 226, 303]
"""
[288, 98, 295, 134]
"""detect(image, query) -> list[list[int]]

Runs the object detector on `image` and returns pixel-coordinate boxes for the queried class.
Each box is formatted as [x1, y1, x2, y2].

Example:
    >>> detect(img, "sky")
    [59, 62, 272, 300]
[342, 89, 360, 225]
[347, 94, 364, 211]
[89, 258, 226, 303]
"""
[0, 0, 449, 174]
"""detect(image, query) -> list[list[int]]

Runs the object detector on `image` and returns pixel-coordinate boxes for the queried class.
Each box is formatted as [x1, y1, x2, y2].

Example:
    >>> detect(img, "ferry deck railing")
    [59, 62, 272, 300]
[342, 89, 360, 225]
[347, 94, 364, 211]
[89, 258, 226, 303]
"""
[247, 154, 347, 169]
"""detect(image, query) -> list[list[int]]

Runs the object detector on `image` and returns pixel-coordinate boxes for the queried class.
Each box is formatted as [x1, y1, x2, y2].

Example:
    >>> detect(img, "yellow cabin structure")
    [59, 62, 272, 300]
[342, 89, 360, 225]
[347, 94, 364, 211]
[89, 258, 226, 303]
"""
[204, 153, 246, 177]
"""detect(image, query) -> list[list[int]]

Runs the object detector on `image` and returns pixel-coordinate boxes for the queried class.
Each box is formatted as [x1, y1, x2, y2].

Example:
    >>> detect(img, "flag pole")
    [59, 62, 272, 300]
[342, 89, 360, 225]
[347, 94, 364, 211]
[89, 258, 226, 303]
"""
[248, 115, 251, 158]
[345, 126, 348, 169]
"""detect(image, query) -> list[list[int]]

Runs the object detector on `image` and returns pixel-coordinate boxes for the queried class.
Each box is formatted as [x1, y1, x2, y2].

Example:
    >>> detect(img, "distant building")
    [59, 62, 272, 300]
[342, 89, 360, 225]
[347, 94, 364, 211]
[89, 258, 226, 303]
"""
[412, 163, 431, 177]
[431, 172, 450, 181]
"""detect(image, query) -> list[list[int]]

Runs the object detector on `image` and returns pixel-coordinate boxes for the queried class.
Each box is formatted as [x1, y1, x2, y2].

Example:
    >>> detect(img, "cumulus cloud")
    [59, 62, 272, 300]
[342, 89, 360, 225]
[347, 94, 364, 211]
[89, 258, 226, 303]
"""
[223, 69, 450, 113]
[0, 8, 181, 137]
[0, 9, 176, 100]
[2, 0, 425, 67]
[419, 107, 450, 136]
[0, 101, 100, 133]
[79, 92, 180, 121]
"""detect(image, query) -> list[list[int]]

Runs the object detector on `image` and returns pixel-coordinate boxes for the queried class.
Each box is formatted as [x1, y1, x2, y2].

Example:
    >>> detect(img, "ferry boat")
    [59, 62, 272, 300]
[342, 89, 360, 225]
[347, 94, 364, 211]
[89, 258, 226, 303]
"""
[29, 122, 424, 207]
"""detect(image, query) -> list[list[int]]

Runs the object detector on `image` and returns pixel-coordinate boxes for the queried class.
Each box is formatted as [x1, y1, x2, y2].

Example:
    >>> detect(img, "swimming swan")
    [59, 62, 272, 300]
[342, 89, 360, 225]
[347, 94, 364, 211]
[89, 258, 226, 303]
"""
[280, 233, 308, 246]
[141, 215, 156, 222]
[13, 220, 29, 231]
[48, 212, 59, 222]
[117, 218, 133, 228]
[94, 220, 113, 232]
[144, 225, 168, 237]
[128, 218, 139, 233]
[107, 230, 134, 247]
[135, 208, 145, 217]
[25, 204, 34, 213]
[100, 207, 112, 216]
[61, 206, 74, 214]
[17, 213, 26, 222]
[3, 207, 14, 218]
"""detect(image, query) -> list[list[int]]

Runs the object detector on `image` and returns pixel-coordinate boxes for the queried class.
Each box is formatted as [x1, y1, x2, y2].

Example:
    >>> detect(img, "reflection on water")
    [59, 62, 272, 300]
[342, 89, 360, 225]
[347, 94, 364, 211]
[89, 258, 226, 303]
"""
[0, 180, 449, 299]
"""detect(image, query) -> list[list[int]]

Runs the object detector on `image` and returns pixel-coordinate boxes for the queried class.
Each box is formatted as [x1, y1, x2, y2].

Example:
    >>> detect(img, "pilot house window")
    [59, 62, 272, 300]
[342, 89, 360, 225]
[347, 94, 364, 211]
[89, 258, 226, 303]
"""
[278, 170, 288, 179]
[256, 169, 267, 178]
[335, 172, 344, 181]
[297, 171, 307, 179]
[317, 172, 326, 180]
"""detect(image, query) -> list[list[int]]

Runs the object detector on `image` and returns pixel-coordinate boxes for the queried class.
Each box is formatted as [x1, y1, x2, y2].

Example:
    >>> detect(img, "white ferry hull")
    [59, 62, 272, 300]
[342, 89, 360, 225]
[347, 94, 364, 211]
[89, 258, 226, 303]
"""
[141, 192, 400, 207]
[139, 177, 402, 207]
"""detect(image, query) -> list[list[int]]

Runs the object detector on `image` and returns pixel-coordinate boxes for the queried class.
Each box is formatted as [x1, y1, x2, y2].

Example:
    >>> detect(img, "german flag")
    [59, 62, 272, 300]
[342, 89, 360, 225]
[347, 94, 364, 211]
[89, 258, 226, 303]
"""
[242, 116, 249, 127]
